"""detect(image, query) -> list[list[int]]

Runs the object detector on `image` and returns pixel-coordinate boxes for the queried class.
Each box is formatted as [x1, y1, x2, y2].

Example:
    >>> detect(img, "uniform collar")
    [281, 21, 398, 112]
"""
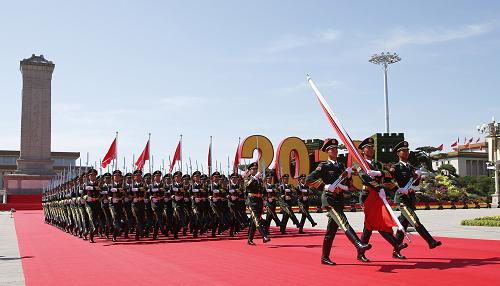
[328, 159, 338, 164]
[399, 160, 409, 167]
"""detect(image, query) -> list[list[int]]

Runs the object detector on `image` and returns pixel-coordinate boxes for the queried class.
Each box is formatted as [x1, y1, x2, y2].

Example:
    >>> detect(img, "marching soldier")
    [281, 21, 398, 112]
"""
[278, 174, 300, 234]
[100, 173, 114, 239]
[76, 174, 89, 240]
[84, 169, 101, 243]
[244, 162, 271, 245]
[191, 171, 207, 238]
[172, 171, 188, 239]
[306, 138, 371, 265]
[391, 141, 442, 251]
[355, 137, 408, 262]
[143, 173, 154, 237]
[296, 174, 317, 233]
[109, 170, 127, 241]
[162, 173, 174, 236]
[131, 170, 147, 240]
[263, 173, 281, 234]
[209, 172, 228, 237]
[150, 170, 166, 240]
[122, 173, 135, 236]
[227, 172, 247, 236]
[182, 174, 194, 235]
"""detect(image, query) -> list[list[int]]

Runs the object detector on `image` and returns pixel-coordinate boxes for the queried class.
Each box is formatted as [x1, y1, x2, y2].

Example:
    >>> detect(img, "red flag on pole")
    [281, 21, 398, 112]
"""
[233, 143, 241, 173]
[101, 138, 117, 168]
[208, 137, 212, 175]
[437, 144, 444, 151]
[135, 140, 150, 171]
[450, 140, 458, 148]
[476, 137, 481, 143]
[307, 75, 403, 234]
[169, 140, 181, 173]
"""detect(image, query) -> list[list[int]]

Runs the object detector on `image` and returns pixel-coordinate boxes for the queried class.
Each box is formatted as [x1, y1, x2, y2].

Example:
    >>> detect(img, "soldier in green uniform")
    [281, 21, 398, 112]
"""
[150, 170, 166, 240]
[84, 169, 101, 243]
[306, 138, 371, 265]
[355, 137, 408, 262]
[143, 173, 154, 237]
[227, 172, 247, 236]
[245, 162, 271, 245]
[391, 141, 442, 250]
[190, 171, 206, 238]
[278, 174, 300, 234]
[131, 170, 147, 240]
[109, 170, 126, 241]
[172, 171, 188, 239]
[162, 173, 174, 236]
[263, 173, 281, 234]
[122, 173, 135, 236]
[296, 174, 317, 233]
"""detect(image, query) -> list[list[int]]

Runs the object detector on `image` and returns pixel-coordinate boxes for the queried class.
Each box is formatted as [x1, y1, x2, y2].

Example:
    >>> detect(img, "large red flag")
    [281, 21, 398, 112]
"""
[135, 140, 150, 171]
[437, 144, 444, 151]
[101, 138, 117, 168]
[208, 138, 212, 175]
[307, 75, 402, 233]
[450, 140, 458, 148]
[169, 140, 181, 173]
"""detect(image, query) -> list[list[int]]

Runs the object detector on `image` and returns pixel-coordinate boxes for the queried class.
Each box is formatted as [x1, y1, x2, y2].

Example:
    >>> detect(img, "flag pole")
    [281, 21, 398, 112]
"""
[148, 133, 152, 173]
[115, 131, 118, 171]
[180, 134, 183, 173]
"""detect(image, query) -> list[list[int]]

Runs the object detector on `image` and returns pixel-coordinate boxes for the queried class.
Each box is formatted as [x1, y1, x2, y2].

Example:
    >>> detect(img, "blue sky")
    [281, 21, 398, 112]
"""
[1, 1, 499, 172]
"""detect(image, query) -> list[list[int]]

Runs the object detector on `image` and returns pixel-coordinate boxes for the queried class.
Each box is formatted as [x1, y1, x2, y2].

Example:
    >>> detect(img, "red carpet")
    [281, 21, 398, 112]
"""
[14, 211, 500, 286]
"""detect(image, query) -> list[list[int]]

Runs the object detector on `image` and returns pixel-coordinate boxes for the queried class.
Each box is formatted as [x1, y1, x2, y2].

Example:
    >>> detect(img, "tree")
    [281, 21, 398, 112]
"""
[457, 175, 495, 197]
[438, 164, 456, 175]
[416, 146, 440, 157]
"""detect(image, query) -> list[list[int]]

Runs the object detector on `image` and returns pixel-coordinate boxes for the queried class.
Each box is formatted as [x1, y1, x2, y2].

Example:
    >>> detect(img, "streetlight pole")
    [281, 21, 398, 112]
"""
[478, 117, 500, 208]
[369, 52, 401, 134]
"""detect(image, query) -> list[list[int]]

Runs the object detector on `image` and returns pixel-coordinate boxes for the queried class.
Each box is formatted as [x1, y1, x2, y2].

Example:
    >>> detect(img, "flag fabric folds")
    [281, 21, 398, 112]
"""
[135, 140, 150, 171]
[101, 138, 117, 168]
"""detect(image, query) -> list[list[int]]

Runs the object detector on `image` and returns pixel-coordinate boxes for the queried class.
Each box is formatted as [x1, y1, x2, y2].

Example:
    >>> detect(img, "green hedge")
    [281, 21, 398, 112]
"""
[461, 216, 500, 227]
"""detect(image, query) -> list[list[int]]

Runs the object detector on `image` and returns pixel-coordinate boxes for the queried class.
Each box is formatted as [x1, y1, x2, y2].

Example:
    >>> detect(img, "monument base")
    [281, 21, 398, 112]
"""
[3, 174, 53, 195]
[16, 158, 55, 176]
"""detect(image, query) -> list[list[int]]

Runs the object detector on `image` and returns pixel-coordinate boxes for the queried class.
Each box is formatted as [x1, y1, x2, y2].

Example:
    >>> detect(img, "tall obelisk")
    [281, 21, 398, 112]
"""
[16, 54, 55, 175]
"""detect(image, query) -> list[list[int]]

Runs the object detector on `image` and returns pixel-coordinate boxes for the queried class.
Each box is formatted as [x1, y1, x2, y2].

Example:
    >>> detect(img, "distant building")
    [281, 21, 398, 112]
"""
[431, 142, 489, 176]
[0, 150, 79, 189]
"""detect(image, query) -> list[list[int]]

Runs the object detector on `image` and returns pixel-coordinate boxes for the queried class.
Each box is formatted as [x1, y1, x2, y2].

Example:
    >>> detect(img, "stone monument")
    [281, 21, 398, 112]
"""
[3, 55, 56, 195]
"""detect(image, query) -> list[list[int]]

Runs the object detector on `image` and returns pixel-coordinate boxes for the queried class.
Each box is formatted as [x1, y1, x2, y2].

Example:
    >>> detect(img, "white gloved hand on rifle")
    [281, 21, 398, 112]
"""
[378, 188, 387, 200]
[253, 172, 262, 180]
[346, 167, 352, 178]
[397, 188, 408, 195]
[367, 170, 382, 178]
[415, 170, 423, 178]
[337, 183, 348, 191]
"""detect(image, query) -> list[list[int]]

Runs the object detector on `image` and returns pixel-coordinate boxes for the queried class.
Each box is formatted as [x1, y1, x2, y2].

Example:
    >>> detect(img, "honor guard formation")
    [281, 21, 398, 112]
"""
[42, 139, 442, 265]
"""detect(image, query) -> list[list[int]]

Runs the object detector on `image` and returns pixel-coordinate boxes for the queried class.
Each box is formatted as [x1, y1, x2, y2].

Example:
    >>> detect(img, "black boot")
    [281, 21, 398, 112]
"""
[357, 229, 372, 263]
[89, 230, 95, 243]
[257, 225, 271, 243]
[321, 237, 336, 266]
[415, 225, 442, 249]
[345, 228, 372, 252]
[379, 231, 408, 259]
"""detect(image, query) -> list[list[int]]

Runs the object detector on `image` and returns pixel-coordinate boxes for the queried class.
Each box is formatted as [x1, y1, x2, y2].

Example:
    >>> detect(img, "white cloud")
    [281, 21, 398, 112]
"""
[265, 29, 341, 54]
[377, 23, 494, 49]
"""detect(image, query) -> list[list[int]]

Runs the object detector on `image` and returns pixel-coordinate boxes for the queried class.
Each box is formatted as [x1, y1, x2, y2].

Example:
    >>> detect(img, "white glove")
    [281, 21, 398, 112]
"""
[378, 189, 386, 200]
[397, 188, 408, 195]
[254, 172, 262, 179]
[346, 167, 352, 178]
[337, 183, 348, 191]
[367, 170, 382, 178]
[325, 184, 336, 192]
[415, 170, 423, 177]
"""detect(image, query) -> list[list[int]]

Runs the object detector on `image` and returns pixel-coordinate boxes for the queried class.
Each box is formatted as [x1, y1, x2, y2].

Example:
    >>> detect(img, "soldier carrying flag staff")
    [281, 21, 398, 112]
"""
[355, 137, 409, 262]
[306, 138, 371, 266]
[390, 140, 442, 251]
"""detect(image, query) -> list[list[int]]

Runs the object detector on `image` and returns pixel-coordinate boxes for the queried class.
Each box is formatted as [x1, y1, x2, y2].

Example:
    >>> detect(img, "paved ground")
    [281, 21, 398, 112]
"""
[0, 208, 499, 286]
[0, 211, 25, 286]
